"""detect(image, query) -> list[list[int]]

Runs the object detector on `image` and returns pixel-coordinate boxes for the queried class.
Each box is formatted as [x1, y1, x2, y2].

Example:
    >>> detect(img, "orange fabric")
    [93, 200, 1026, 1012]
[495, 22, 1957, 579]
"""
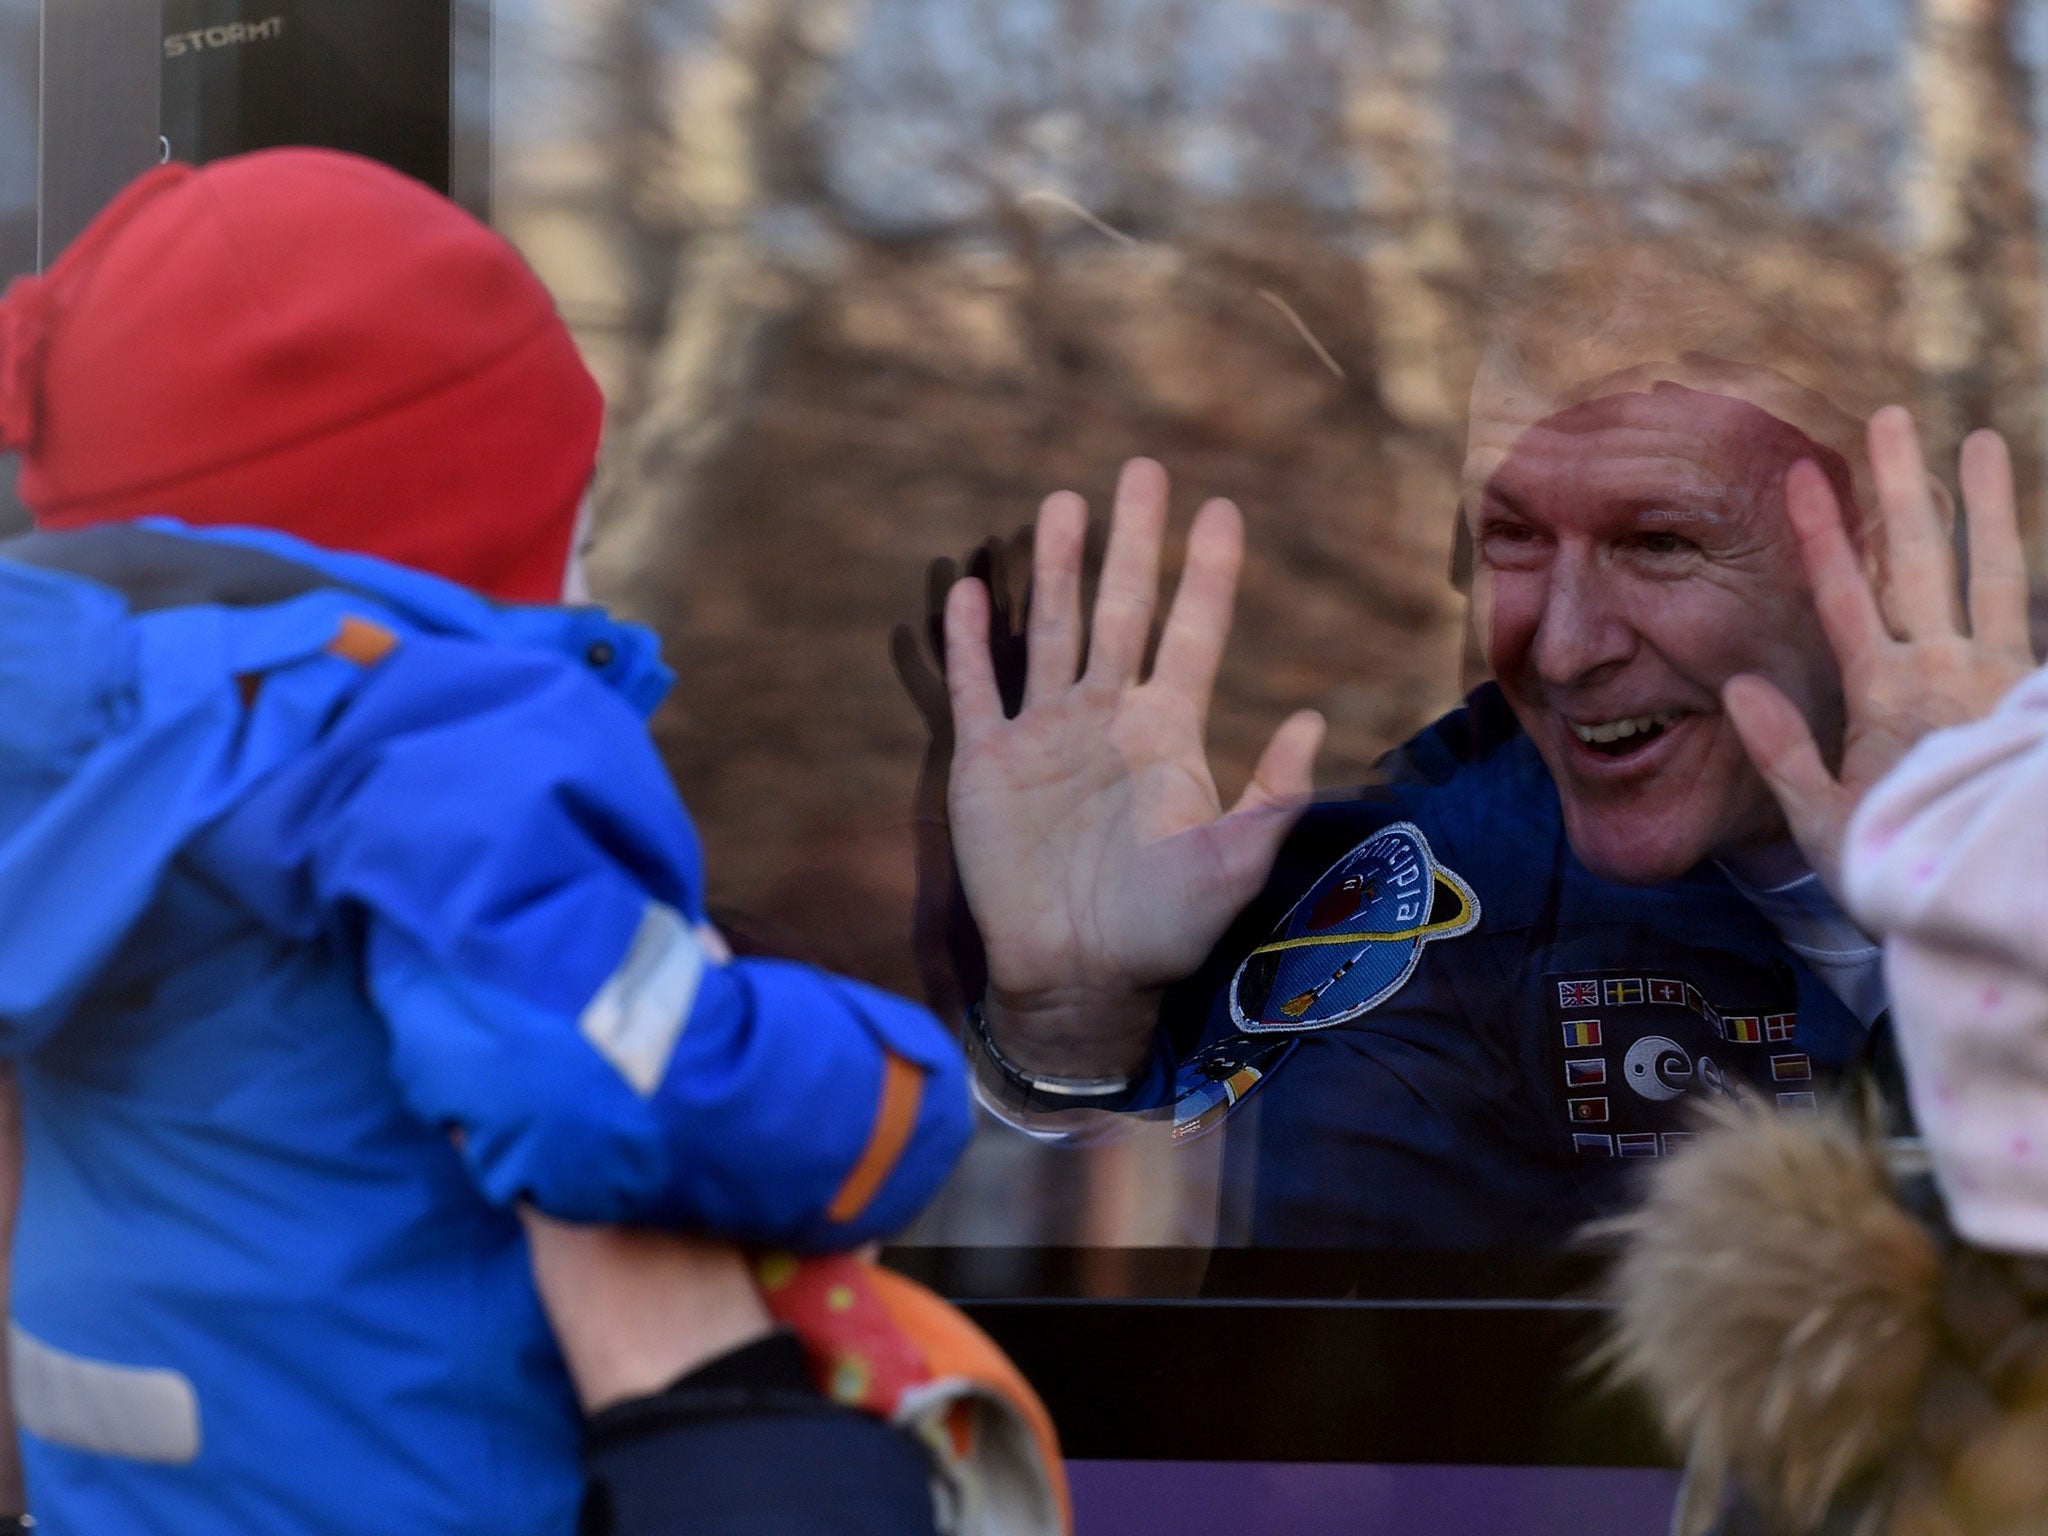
[756, 1252, 1071, 1535]
[826, 1053, 923, 1225]
[864, 1263, 1071, 1531]
[328, 616, 399, 666]
[755, 1253, 927, 1411]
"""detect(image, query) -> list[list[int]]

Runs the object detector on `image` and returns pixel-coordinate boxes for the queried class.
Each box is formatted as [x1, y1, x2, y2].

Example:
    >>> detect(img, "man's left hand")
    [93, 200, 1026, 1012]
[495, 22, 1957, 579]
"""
[1725, 406, 2037, 897]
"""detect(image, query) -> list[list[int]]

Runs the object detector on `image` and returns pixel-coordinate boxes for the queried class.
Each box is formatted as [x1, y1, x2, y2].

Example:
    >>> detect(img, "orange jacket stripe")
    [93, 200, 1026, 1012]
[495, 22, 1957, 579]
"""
[826, 1053, 923, 1225]
[327, 615, 399, 666]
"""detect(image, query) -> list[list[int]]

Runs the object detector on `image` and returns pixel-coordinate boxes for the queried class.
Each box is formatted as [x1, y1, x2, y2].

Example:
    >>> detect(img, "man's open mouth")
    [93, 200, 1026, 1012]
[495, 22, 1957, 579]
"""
[1568, 711, 1679, 758]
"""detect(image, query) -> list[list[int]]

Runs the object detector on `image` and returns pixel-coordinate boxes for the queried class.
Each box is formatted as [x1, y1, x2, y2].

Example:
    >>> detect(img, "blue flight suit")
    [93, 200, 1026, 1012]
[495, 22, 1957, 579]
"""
[1144, 686, 1870, 1248]
[0, 523, 971, 1536]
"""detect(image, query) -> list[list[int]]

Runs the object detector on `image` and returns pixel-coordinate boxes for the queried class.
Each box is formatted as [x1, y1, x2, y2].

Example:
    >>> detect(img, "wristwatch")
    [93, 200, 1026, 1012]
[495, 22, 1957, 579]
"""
[966, 997, 1141, 1116]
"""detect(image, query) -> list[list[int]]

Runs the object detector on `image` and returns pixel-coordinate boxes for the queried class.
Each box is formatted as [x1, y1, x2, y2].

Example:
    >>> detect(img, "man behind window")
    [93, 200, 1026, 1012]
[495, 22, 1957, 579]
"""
[929, 285, 2034, 1248]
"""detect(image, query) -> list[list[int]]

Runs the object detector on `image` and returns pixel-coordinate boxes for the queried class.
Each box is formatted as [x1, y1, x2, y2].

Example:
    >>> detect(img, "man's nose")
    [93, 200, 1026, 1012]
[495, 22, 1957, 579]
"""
[1531, 549, 1635, 687]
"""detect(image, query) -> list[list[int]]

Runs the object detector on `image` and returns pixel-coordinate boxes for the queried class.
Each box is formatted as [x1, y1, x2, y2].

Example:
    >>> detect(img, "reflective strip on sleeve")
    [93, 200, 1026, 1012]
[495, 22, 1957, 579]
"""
[578, 901, 705, 1096]
[826, 1052, 926, 1225]
[9, 1323, 201, 1465]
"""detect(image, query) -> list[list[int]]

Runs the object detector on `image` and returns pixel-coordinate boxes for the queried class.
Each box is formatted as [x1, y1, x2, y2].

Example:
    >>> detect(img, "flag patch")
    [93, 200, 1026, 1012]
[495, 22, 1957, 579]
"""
[1563, 1019, 1602, 1049]
[1568, 1096, 1610, 1124]
[1723, 1015, 1762, 1044]
[1565, 1058, 1607, 1087]
[1770, 1054, 1812, 1082]
[1647, 978, 1685, 1005]
[1617, 1133, 1661, 1158]
[1764, 1013, 1796, 1042]
[1603, 978, 1645, 1007]
[1573, 1133, 1614, 1158]
[1558, 979, 1600, 1010]
[1661, 1132, 1698, 1155]
[1776, 1091, 1817, 1111]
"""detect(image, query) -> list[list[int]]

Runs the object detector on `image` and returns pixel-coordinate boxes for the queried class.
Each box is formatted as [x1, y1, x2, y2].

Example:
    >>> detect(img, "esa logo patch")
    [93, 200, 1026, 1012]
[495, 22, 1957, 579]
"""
[1229, 822, 1479, 1033]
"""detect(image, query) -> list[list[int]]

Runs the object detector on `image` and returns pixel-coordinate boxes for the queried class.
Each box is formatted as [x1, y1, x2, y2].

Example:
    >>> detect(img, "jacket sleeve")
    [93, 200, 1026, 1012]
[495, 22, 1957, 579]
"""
[194, 622, 972, 1248]
[1842, 665, 2048, 1253]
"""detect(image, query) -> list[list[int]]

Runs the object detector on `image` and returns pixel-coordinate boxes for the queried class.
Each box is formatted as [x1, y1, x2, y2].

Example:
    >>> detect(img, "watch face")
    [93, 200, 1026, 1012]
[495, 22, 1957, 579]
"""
[161, 0, 452, 193]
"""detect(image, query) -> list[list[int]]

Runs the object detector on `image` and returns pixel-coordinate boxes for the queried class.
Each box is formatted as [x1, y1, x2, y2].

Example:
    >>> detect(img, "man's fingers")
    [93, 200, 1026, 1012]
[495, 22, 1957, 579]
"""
[889, 622, 950, 737]
[943, 577, 1004, 744]
[1209, 710, 1325, 899]
[1150, 498, 1245, 722]
[1960, 428, 2033, 656]
[1722, 673, 1842, 863]
[1867, 404, 1958, 638]
[1024, 490, 1088, 706]
[1083, 458, 1170, 690]
[1785, 458, 1888, 681]
[1230, 708, 1326, 816]
[923, 555, 958, 664]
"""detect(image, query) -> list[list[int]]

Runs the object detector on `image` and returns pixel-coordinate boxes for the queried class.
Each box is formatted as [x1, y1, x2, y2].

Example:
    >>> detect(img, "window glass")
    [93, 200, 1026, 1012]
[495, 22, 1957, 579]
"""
[0, 0, 31, 536]
[156, 0, 2048, 1306]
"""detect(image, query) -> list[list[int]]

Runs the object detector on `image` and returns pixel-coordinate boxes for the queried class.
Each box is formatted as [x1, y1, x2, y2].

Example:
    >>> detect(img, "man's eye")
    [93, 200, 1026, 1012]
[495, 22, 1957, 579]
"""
[1477, 524, 1546, 569]
[1634, 530, 1695, 556]
[1474, 528, 1540, 577]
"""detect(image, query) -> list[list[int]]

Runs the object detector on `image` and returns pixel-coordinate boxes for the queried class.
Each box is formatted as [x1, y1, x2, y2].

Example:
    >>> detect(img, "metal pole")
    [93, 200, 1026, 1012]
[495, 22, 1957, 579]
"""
[38, 0, 162, 266]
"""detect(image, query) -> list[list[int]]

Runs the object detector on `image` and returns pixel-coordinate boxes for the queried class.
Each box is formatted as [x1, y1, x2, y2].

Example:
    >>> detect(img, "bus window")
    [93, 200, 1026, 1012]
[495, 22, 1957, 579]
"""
[18, 1, 2042, 1529]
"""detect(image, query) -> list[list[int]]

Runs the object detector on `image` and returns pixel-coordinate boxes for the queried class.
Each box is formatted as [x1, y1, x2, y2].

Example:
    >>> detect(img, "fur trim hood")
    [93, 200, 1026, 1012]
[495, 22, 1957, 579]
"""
[1599, 1102, 2048, 1536]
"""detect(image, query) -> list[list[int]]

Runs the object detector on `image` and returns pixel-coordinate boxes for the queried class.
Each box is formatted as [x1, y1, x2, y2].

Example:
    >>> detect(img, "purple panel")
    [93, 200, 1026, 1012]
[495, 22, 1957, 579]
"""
[1070, 1460, 1680, 1536]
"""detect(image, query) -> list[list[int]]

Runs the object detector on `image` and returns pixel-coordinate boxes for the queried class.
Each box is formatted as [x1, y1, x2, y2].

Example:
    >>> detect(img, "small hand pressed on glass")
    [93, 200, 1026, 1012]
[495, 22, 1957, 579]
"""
[943, 457, 1325, 1081]
[1724, 406, 2037, 895]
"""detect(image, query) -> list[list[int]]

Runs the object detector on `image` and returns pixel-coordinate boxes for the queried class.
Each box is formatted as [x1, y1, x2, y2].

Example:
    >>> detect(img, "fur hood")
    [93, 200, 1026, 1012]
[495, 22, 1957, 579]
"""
[1598, 1102, 2048, 1536]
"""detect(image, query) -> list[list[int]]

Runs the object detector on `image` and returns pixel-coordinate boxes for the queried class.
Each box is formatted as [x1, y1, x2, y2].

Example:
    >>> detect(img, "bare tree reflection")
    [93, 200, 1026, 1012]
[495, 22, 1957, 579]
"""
[488, 0, 2048, 1254]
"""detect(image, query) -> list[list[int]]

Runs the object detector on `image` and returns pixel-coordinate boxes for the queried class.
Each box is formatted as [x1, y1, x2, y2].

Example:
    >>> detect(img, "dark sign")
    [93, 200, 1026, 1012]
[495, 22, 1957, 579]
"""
[160, 0, 451, 193]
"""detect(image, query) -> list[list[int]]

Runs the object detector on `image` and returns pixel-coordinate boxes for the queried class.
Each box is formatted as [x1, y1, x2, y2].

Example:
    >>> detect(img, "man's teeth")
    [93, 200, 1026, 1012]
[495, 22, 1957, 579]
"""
[1570, 712, 1679, 745]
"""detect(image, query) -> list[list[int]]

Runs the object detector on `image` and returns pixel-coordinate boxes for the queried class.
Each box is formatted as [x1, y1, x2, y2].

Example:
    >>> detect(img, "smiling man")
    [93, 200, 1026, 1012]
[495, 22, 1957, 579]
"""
[934, 344, 2026, 1248]
[1470, 372, 1862, 887]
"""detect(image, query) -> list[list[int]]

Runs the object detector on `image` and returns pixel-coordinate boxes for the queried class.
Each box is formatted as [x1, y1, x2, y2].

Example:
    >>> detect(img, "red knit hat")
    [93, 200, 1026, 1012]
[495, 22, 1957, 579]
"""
[0, 148, 603, 603]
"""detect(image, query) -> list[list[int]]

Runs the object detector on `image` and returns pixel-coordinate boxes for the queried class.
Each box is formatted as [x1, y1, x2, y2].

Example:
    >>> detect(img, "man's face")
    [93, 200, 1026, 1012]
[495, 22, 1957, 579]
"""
[1470, 381, 1848, 885]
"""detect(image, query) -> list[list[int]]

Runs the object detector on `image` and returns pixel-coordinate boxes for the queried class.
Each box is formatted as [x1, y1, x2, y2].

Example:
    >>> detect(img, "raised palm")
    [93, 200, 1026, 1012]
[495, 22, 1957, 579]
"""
[1726, 408, 2038, 896]
[944, 459, 1324, 1077]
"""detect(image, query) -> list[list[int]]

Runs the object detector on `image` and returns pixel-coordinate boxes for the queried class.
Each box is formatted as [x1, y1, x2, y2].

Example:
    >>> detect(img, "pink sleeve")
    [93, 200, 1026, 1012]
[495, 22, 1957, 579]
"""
[1843, 666, 2048, 1253]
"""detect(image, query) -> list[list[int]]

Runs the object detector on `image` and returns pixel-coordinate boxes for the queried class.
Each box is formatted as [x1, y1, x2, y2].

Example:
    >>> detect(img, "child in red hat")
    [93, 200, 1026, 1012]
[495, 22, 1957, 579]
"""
[0, 148, 983, 1536]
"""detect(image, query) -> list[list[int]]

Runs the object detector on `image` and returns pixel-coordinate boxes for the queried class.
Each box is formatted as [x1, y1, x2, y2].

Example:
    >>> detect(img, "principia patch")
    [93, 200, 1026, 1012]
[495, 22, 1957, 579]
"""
[1229, 822, 1480, 1033]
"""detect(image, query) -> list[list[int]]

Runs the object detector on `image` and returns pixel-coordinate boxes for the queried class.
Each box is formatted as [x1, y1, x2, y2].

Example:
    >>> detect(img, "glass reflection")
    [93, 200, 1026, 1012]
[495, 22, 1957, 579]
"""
[475, 0, 2044, 1294]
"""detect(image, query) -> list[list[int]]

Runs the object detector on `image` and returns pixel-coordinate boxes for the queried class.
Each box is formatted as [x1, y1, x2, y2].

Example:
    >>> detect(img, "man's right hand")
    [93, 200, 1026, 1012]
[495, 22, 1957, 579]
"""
[944, 458, 1325, 1080]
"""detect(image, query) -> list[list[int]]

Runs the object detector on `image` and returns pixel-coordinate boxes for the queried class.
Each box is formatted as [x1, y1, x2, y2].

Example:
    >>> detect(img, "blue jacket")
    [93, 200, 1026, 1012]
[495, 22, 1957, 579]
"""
[0, 523, 971, 1535]
[1149, 686, 1873, 1248]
